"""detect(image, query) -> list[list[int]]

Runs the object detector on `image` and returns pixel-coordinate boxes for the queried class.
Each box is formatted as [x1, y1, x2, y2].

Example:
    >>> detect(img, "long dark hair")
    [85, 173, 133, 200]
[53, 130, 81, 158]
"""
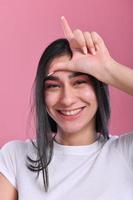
[27, 38, 111, 192]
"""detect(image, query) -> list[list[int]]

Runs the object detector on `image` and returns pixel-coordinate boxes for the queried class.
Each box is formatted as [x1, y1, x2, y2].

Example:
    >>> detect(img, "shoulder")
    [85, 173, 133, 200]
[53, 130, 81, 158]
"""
[105, 132, 133, 164]
[0, 139, 35, 159]
[0, 140, 34, 189]
[108, 132, 133, 147]
[1, 139, 29, 149]
[100, 132, 133, 156]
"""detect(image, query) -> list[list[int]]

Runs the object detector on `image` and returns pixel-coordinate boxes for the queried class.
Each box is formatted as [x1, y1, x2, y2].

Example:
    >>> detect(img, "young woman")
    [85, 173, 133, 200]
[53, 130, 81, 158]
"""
[0, 17, 133, 200]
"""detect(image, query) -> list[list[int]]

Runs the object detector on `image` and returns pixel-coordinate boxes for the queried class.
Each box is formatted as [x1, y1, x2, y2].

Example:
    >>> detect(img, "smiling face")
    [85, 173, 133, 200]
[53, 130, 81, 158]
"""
[44, 55, 98, 144]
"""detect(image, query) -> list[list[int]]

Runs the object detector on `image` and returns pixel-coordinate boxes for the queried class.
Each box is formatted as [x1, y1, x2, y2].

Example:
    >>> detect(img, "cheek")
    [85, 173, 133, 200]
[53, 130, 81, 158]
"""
[80, 86, 97, 104]
[44, 92, 59, 108]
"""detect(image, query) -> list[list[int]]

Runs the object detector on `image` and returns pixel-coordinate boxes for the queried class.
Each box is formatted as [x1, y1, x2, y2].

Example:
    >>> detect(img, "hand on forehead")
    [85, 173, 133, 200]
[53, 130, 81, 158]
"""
[47, 16, 107, 80]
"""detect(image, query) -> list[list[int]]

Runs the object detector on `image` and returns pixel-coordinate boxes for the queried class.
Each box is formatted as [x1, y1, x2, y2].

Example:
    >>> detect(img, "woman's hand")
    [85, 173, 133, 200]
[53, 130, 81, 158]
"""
[50, 16, 115, 84]
[49, 16, 133, 96]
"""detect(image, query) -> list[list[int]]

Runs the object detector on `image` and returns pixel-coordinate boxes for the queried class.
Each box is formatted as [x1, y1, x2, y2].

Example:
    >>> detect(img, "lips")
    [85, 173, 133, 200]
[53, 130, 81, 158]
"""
[57, 107, 85, 120]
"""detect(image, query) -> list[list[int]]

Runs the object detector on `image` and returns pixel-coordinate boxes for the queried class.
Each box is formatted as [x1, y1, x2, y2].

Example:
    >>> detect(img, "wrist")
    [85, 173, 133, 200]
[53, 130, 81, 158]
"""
[102, 58, 119, 85]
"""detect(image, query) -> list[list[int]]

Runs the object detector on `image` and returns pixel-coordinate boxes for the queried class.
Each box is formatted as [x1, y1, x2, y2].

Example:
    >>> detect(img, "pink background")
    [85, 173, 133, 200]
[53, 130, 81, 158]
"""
[0, 0, 133, 146]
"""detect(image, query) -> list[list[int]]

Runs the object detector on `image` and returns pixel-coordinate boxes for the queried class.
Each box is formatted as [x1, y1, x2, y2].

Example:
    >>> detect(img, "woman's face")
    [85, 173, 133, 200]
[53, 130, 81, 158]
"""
[44, 55, 98, 136]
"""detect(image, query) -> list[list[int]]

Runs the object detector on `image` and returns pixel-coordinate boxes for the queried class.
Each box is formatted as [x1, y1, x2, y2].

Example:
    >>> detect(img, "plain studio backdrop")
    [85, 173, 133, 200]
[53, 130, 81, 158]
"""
[0, 0, 133, 146]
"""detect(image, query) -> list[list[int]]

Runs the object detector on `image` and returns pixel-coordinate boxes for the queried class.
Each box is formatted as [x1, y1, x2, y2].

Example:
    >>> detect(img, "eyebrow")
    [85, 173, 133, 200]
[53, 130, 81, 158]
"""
[44, 72, 88, 81]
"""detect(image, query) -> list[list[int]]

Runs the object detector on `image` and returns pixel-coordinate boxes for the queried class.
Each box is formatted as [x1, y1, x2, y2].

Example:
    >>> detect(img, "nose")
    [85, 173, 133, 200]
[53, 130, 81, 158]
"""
[59, 85, 76, 107]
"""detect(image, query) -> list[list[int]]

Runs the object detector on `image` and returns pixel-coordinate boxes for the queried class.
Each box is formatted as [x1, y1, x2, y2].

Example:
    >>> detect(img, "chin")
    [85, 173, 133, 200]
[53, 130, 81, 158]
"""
[58, 122, 92, 135]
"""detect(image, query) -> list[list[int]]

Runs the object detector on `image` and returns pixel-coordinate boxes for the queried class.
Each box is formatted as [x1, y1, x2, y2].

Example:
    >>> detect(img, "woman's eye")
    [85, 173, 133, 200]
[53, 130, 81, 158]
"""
[45, 84, 61, 90]
[74, 80, 87, 85]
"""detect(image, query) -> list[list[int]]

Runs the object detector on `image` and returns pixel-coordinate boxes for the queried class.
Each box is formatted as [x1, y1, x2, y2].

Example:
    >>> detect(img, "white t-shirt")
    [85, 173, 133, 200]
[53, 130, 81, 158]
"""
[0, 133, 133, 200]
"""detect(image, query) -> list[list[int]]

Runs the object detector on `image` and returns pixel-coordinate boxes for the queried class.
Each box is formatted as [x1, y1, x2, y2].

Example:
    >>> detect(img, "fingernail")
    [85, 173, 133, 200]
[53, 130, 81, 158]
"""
[82, 47, 88, 54]
[90, 48, 96, 55]
[61, 16, 65, 20]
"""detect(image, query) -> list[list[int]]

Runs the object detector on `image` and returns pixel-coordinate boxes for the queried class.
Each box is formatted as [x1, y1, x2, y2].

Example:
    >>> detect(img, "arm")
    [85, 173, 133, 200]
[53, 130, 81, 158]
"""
[0, 173, 18, 200]
[50, 16, 133, 96]
[102, 60, 133, 95]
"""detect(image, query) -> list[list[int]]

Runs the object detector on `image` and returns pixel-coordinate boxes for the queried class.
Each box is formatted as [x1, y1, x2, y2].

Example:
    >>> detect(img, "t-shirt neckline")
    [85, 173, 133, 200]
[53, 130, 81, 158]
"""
[53, 135, 105, 155]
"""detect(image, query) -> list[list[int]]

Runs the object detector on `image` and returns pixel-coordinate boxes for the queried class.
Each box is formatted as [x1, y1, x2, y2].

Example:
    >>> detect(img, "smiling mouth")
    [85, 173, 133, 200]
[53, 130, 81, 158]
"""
[57, 107, 85, 116]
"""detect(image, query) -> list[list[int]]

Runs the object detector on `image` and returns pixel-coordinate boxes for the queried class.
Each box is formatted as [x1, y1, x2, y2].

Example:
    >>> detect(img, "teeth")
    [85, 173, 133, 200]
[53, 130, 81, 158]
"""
[59, 108, 82, 116]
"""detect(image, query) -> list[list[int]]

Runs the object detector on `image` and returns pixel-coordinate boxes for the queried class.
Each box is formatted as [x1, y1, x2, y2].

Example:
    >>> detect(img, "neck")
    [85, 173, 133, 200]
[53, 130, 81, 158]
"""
[54, 128, 98, 146]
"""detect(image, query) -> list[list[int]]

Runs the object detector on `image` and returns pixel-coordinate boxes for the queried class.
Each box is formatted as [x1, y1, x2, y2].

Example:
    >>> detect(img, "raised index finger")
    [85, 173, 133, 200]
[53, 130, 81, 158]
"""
[61, 16, 74, 40]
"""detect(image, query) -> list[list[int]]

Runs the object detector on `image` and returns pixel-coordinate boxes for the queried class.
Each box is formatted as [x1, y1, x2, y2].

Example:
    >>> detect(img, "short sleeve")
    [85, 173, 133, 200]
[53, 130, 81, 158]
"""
[0, 141, 18, 188]
[113, 132, 133, 171]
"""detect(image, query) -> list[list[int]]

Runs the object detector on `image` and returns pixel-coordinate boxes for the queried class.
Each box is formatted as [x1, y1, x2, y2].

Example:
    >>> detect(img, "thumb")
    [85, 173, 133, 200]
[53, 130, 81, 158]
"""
[50, 60, 75, 73]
